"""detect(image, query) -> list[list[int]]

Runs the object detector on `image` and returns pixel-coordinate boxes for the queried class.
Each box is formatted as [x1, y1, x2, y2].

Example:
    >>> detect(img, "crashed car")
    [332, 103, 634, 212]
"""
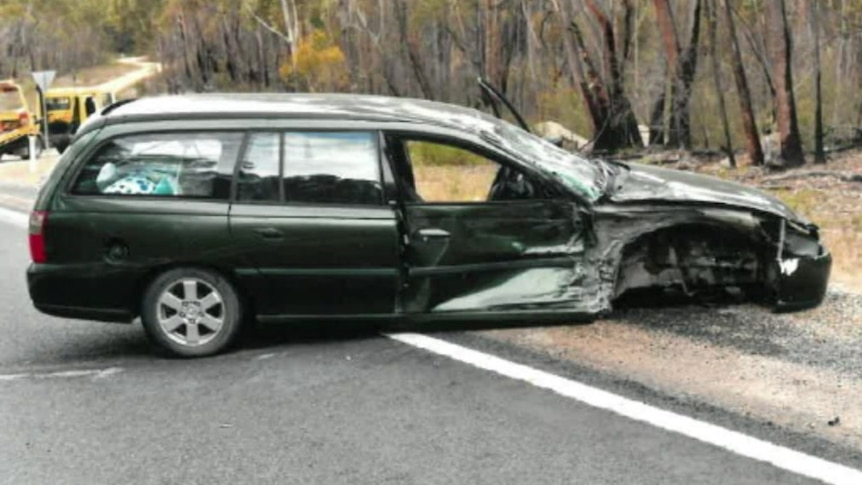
[27, 93, 830, 357]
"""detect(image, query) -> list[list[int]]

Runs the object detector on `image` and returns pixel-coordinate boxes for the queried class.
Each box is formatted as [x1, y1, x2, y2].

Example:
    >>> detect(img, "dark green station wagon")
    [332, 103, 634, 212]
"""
[27, 94, 831, 356]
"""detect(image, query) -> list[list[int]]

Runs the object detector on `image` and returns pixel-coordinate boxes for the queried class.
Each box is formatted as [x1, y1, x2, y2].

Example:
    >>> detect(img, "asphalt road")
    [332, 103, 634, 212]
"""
[0, 196, 840, 484]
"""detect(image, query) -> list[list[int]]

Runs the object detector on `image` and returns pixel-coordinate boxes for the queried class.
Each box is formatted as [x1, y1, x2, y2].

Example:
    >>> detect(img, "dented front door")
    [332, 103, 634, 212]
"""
[401, 200, 588, 313]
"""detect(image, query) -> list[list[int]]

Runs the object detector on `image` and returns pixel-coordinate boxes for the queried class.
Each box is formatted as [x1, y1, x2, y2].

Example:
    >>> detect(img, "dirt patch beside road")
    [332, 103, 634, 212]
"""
[483, 291, 862, 450]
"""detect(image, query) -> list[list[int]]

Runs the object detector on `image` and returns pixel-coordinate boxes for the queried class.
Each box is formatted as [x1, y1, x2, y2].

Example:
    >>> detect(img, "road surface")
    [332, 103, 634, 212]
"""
[0, 189, 856, 484]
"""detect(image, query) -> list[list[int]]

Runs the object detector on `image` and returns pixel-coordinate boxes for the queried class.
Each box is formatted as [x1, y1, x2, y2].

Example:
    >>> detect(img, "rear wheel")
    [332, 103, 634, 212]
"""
[141, 268, 243, 357]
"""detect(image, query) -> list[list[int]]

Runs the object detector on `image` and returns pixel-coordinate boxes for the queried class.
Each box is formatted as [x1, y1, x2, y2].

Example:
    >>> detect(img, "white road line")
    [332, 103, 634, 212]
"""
[0, 205, 27, 228]
[0, 373, 30, 382]
[0, 367, 123, 382]
[387, 332, 862, 485]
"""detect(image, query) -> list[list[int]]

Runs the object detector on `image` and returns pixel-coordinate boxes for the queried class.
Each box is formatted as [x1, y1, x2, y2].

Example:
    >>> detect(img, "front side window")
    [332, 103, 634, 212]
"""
[390, 137, 546, 204]
[72, 132, 242, 199]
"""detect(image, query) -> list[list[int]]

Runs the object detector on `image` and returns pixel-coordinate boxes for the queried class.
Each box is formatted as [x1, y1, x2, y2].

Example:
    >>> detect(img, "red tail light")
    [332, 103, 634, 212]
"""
[18, 111, 29, 126]
[29, 211, 48, 263]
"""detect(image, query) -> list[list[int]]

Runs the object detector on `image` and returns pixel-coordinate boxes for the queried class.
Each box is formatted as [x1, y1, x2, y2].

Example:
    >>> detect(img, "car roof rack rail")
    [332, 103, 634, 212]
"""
[100, 98, 138, 117]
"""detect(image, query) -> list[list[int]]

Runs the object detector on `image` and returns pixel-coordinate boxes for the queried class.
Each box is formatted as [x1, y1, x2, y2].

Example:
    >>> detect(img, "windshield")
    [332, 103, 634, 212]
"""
[493, 122, 601, 201]
[0, 89, 23, 111]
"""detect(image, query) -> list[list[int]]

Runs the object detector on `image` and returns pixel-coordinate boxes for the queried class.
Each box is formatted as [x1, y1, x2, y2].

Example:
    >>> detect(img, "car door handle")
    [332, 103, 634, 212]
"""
[254, 227, 284, 239]
[417, 228, 450, 242]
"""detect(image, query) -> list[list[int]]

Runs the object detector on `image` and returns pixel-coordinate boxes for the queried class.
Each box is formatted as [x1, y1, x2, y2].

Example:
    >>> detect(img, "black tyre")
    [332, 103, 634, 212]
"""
[141, 267, 243, 357]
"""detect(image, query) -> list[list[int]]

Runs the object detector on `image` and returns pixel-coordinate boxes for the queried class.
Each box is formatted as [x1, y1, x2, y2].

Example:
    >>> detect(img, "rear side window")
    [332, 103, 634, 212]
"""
[236, 133, 281, 203]
[282, 132, 381, 205]
[236, 131, 383, 206]
[71, 132, 242, 199]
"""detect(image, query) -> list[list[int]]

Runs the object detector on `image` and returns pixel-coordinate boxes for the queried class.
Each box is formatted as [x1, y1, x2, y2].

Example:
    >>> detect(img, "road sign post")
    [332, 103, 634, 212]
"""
[31, 71, 55, 150]
[28, 136, 36, 173]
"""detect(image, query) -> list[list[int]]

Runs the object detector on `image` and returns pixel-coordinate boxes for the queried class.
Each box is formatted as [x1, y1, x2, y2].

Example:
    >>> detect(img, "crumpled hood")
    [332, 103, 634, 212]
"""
[610, 163, 808, 224]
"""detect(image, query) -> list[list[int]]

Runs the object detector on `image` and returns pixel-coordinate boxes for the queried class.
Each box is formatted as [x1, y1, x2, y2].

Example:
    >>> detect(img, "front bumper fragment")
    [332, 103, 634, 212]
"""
[774, 248, 832, 312]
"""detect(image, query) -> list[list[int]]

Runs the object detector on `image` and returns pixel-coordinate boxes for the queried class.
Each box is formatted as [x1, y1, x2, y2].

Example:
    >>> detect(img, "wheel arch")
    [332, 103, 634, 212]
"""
[606, 216, 775, 302]
[133, 263, 257, 321]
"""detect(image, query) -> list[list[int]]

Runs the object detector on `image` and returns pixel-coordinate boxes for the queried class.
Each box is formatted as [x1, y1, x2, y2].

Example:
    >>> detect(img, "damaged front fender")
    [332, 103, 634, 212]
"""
[594, 204, 831, 312]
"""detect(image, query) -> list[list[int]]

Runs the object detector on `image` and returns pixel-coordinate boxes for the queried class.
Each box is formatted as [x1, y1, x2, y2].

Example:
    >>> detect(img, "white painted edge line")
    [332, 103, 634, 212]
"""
[0, 205, 27, 229]
[387, 332, 862, 485]
[0, 367, 123, 382]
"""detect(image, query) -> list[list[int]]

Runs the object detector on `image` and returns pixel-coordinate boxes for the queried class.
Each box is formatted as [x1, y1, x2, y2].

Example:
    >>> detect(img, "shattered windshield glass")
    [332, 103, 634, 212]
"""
[492, 122, 602, 202]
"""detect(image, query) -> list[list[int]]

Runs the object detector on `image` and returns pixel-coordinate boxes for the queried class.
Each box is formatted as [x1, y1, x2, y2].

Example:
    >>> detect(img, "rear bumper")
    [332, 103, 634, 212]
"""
[27, 263, 138, 324]
[774, 249, 832, 312]
[33, 303, 134, 323]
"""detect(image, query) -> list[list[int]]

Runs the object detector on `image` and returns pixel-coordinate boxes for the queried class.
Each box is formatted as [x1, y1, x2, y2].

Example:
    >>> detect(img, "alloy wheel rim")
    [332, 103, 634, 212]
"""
[156, 278, 224, 347]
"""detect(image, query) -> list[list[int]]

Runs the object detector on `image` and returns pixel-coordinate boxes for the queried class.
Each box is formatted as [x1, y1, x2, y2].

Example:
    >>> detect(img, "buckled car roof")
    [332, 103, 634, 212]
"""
[104, 93, 501, 134]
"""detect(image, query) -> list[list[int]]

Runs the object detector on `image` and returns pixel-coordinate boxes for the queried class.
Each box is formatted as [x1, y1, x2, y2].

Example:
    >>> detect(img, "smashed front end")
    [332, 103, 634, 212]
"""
[592, 205, 831, 313]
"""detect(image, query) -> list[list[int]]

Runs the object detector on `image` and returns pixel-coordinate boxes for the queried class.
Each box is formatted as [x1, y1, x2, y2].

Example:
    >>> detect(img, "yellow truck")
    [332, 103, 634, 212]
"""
[42, 87, 116, 153]
[0, 80, 42, 159]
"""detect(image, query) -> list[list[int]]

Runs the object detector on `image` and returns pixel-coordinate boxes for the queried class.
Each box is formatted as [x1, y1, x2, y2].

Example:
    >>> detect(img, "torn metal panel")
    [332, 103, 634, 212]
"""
[611, 163, 808, 224]
[401, 200, 597, 313]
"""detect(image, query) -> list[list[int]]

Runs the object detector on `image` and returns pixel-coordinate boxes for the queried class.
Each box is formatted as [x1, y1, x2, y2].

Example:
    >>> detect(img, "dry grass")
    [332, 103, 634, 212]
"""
[413, 164, 497, 203]
[53, 62, 139, 89]
[771, 186, 862, 290]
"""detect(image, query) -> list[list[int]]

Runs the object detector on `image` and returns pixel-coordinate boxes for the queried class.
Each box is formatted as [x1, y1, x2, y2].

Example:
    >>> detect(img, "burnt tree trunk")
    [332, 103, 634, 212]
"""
[707, 0, 734, 167]
[766, 0, 805, 168]
[811, 1, 826, 164]
[394, 0, 436, 100]
[550, 0, 605, 141]
[723, 0, 764, 166]
[648, 54, 667, 146]
[674, 0, 702, 149]
[654, 0, 701, 149]
[583, 0, 643, 150]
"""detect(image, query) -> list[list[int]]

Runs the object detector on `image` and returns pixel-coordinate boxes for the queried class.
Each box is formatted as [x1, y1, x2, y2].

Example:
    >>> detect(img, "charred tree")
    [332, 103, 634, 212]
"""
[653, 0, 702, 149]
[551, 0, 642, 152]
[766, 0, 805, 168]
[707, 0, 734, 167]
[394, 0, 436, 100]
[647, 53, 667, 146]
[723, 0, 763, 166]
[811, 0, 825, 164]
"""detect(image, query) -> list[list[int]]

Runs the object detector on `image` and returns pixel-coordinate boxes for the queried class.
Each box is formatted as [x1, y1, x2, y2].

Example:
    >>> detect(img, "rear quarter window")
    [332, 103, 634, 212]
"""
[71, 132, 243, 200]
[34, 129, 100, 209]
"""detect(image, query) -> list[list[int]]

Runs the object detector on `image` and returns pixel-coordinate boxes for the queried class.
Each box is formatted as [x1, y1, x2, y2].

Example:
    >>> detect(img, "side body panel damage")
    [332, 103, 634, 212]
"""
[401, 200, 599, 314]
[400, 198, 830, 318]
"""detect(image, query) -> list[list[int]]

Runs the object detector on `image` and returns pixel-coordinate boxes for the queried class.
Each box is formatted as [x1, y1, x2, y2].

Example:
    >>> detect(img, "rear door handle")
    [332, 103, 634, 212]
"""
[254, 227, 284, 239]
[417, 228, 450, 242]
